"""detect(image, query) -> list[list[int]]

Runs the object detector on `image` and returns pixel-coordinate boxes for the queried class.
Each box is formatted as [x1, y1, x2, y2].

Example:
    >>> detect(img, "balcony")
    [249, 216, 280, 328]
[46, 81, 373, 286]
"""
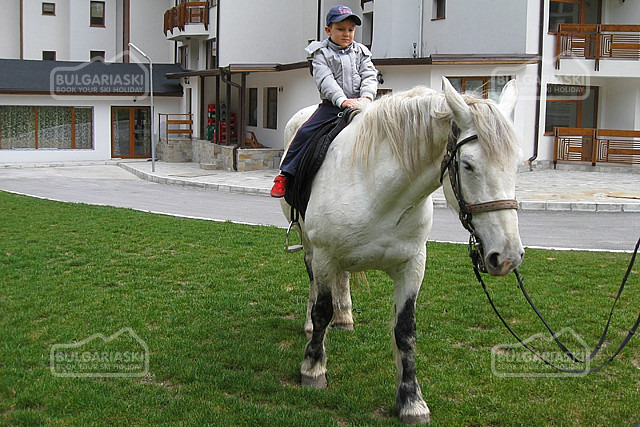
[554, 127, 640, 167]
[164, 2, 210, 41]
[555, 24, 640, 74]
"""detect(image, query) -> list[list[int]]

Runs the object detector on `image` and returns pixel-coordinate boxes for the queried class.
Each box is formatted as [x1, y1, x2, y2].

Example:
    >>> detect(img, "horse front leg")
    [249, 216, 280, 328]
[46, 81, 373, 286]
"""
[390, 254, 430, 424]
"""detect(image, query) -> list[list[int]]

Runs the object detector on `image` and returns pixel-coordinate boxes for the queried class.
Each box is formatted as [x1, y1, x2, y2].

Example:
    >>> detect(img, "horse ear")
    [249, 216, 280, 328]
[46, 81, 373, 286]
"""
[442, 77, 473, 129]
[498, 79, 518, 121]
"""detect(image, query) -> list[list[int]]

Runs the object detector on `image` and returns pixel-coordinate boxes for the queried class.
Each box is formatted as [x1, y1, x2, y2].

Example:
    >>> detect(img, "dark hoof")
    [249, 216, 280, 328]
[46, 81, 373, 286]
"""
[400, 413, 430, 424]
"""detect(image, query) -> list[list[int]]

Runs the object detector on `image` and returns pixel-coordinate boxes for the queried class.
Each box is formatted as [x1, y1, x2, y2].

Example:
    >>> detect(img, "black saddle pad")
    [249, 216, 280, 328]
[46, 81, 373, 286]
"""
[285, 109, 356, 220]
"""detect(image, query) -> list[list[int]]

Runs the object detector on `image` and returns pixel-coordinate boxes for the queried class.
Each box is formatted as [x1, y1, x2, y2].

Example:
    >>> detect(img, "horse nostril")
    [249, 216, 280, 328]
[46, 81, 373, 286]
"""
[487, 252, 501, 270]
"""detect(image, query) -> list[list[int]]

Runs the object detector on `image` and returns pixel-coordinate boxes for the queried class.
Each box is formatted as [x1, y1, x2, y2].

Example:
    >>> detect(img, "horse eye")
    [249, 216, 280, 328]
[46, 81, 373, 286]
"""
[462, 161, 474, 172]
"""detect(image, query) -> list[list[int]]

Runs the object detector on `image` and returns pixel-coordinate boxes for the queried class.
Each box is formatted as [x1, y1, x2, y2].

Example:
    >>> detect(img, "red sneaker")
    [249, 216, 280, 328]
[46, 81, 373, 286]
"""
[270, 174, 287, 198]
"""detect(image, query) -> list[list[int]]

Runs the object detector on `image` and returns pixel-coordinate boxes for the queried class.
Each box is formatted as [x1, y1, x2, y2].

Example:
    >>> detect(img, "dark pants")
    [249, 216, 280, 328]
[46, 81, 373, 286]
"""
[280, 101, 342, 176]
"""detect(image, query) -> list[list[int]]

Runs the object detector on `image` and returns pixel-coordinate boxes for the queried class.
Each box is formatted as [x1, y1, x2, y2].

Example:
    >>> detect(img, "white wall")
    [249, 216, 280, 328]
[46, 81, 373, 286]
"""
[244, 69, 317, 149]
[128, 0, 174, 64]
[604, 1, 640, 24]
[69, 0, 117, 61]
[422, 0, 529, 55]
[0, 2, 21, 59]
[599, 78, 640, 130]
[371, 0, 423, 58]
[23, 0, 71, 60]
[220, 0, 310, 66]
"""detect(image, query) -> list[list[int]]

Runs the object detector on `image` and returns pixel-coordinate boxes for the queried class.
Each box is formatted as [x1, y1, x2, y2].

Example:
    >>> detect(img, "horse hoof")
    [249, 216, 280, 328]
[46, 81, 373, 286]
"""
[400, 413, 430, 425]
[399, 403, 431, 425]
[331, 322, 354, 331]
[301, 373, 327, 389]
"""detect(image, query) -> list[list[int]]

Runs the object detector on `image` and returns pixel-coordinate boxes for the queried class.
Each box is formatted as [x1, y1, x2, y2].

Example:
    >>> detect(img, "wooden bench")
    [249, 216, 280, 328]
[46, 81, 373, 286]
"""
[244, 130, 263, 149]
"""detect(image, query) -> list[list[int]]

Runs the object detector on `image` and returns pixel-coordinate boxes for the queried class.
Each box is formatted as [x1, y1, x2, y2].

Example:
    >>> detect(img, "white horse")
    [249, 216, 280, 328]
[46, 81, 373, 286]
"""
[280, 78, 524, 424]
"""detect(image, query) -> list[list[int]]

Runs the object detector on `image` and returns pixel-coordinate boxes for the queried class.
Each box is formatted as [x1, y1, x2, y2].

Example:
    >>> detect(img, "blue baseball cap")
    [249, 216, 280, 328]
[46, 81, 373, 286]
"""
[326, 5, 362, 26]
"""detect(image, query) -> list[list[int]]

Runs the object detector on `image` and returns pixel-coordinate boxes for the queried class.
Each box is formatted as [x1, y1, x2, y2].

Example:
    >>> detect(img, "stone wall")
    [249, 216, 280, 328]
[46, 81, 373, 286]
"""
[236, 147, 283, 172]
[192, 139, 283, 171]
[156, 138, 192, 163]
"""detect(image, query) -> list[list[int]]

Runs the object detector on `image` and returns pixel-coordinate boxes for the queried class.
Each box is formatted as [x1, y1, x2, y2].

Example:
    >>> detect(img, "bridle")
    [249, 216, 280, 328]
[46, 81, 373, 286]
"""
[439, 127, 640, 374]
[439, 132, 518, 273]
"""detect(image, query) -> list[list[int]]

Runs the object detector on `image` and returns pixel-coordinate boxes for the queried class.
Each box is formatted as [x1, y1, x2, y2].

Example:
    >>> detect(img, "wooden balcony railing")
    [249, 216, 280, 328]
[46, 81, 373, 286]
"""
[555, 24, 640, 70]
[163, 2, 209, 35]
[554, 127, 640, 167]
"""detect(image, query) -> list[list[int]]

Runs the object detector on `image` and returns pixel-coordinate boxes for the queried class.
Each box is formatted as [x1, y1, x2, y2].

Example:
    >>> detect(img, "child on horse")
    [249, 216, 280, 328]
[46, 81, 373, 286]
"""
[270, 5, 378, 198]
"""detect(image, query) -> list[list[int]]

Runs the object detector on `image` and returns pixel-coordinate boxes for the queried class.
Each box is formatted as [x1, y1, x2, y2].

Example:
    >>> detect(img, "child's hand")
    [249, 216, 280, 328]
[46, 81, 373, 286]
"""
[340, 99, 359, 109]
[341, 98, 372, 111]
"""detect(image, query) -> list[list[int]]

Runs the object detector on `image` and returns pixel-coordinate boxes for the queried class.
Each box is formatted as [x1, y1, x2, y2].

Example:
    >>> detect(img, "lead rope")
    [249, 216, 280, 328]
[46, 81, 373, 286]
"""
[476, 235, 640, 373]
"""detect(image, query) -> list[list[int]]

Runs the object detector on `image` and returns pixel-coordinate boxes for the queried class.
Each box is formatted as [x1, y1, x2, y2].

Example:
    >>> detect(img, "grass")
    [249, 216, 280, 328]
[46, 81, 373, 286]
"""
[0, 190, 638, 425]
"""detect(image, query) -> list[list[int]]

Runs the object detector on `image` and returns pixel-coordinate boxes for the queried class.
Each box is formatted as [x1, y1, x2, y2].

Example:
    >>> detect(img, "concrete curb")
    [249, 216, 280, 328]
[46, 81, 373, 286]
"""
[117, 162, 272, 197]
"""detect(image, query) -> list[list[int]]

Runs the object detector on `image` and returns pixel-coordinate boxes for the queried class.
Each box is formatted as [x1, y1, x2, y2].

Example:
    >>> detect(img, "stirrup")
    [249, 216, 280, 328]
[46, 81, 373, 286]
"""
[285, 220, 304, 253]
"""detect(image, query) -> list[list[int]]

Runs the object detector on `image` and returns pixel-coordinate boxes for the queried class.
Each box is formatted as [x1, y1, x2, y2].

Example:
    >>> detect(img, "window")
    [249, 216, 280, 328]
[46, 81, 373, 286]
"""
[549, 0, 599, 32]
[247, 88, 258, 127]
[362, 11, 373, 49]
[206, 39, 217, 69]
[42, 51, 56, 61]
[264, 87, 278, 129]
[446, 76, 512, 102]
[433, 0, 446, 20]
[0, 106, 93, 150]
[545, 84, 598, 134]
[179, 45, 189, 69]
[90, 1, 105, 27]
[90, 51, 105, 61]
[42, 2, 55, 15]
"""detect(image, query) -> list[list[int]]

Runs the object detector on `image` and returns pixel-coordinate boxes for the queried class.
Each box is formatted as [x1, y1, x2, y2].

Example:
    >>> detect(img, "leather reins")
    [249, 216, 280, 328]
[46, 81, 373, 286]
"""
[440, 129, 640, 374]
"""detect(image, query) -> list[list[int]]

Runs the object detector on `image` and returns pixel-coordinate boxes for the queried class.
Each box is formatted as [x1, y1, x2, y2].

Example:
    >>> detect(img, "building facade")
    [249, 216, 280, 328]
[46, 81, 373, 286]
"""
[1, 0, 639, 168]
[0, 0, 181, 164]
[161, 0, 640, 169]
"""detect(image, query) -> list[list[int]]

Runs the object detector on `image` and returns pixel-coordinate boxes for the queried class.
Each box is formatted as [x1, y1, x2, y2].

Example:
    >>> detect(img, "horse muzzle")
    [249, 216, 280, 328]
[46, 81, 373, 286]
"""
[469, 234, 524, 276]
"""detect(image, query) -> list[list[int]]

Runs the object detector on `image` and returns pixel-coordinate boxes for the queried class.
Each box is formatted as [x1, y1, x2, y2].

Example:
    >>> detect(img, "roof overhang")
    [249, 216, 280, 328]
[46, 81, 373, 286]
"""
[166, 54, 540, 80]
[165, 62, 309, 79]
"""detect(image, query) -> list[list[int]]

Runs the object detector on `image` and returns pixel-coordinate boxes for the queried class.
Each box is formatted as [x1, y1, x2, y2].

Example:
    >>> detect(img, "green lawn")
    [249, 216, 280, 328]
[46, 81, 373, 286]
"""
[0, 191, 638, 425]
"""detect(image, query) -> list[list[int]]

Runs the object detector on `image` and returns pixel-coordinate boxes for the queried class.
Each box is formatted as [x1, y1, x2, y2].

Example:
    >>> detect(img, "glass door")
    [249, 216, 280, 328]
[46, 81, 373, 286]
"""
[111, 107, 151, 158]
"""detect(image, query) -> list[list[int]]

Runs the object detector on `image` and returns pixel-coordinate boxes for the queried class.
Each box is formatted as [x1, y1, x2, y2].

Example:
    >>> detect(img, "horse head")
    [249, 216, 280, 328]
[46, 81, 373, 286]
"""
[441, 77, 524, 276]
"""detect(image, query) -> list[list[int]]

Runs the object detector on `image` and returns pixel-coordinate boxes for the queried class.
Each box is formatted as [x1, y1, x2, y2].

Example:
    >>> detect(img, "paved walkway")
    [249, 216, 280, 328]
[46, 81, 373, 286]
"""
[1, 159, 639, 212]
[117, 160, 640, 213]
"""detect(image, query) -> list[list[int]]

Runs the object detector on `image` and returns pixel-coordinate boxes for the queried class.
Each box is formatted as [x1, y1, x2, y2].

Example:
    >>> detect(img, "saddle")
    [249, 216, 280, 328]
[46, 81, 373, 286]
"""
[284, 108, 357, 220]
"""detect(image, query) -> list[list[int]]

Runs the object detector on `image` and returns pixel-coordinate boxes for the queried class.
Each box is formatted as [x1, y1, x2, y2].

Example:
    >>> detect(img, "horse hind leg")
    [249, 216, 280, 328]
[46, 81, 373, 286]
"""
[304, 249, 316, 339]
[304, 252, 352, 338]
[300, 264, 340, 389]
[330, 271, 353, 331]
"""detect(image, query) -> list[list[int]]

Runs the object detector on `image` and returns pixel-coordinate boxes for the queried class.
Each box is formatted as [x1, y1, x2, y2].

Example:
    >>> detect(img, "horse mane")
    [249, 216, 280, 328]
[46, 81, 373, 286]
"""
[352, 86, 520, 174]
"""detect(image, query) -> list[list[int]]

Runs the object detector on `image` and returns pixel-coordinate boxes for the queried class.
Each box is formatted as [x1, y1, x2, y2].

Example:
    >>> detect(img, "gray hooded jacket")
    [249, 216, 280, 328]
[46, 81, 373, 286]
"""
[305, 39, 378, 108]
